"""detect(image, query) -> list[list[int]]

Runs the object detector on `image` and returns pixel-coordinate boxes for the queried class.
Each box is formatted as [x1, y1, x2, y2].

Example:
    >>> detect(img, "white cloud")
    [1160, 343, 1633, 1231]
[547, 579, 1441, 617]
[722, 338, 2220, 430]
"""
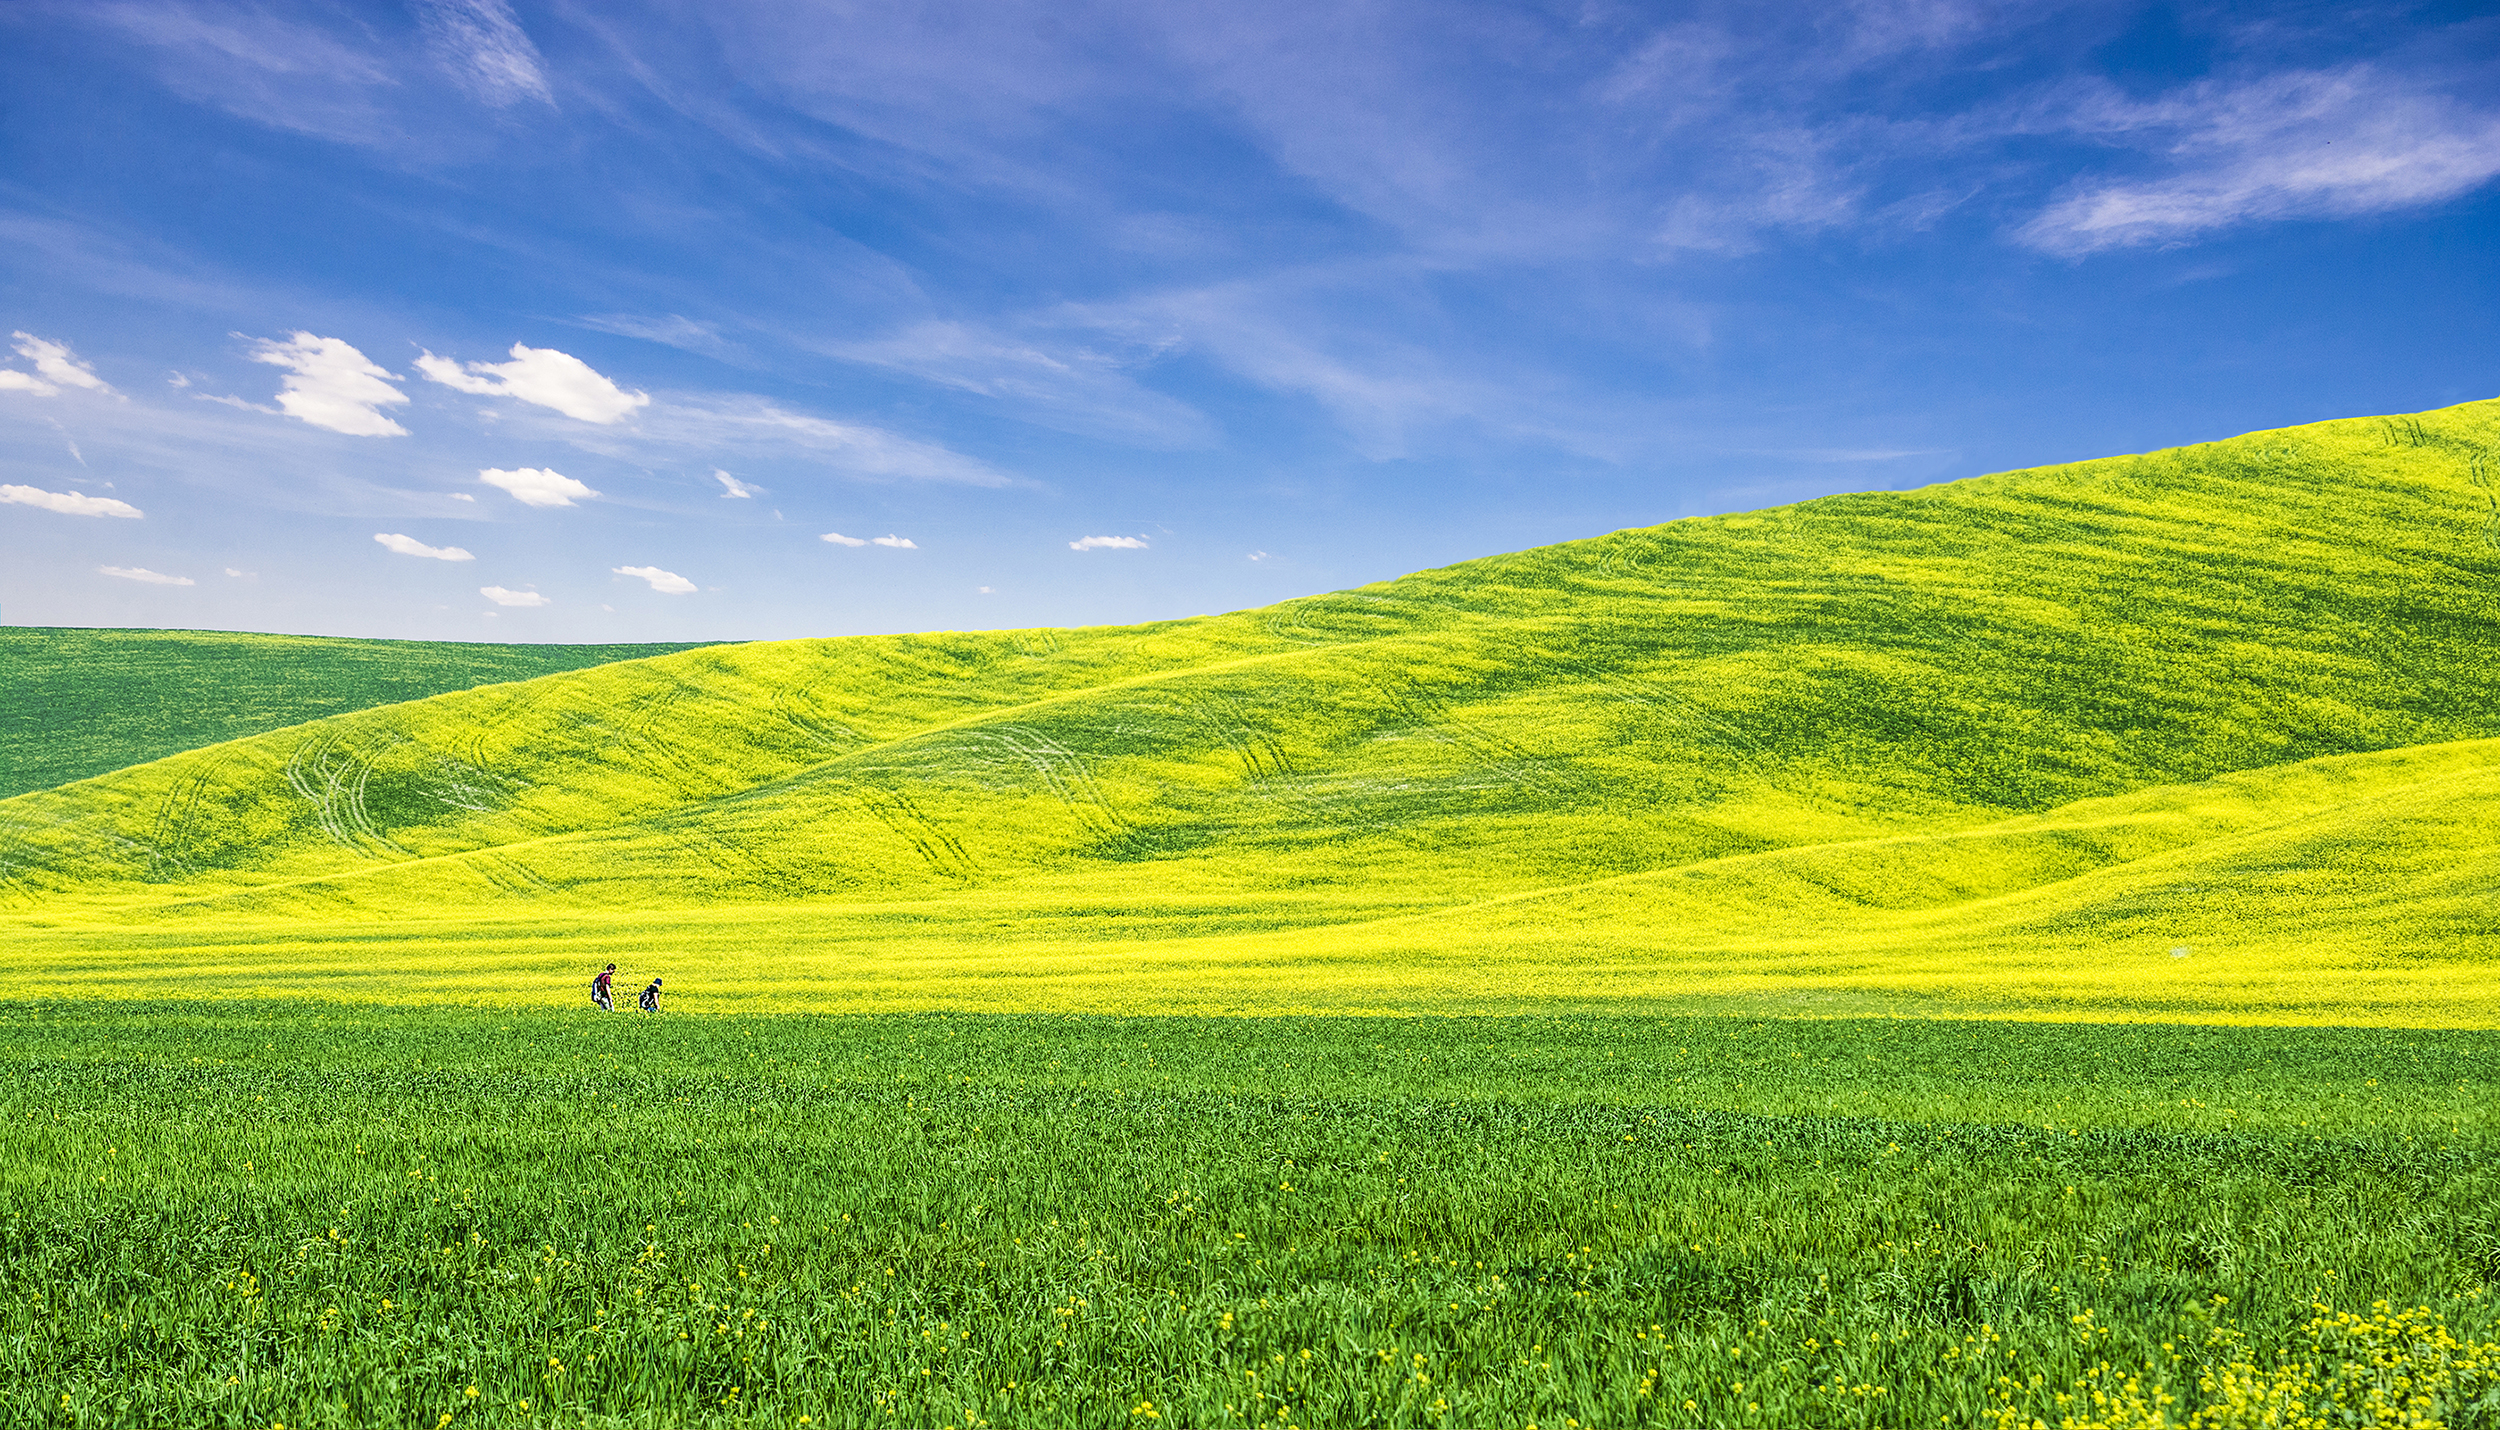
[479, 466, 598, 507]
[872, 534, 917, 548]
[450, 492, 476, 502]
[713, 469, 760, 498]
[101, 565, 193, 586]
[2021, 66, 2500, 255]
[820, 531, 868, 547]
[11, 332, 116, 395]
[480, 585, 550, 606]
[977, 585, 994, 593]
[0, 370, 55, 395]
[415, 0, 552, 107]
[417, 344, 649, 423]
[374, 532, 475, 561]
[225, 568, 251, 577]
[2, 484, 142, 518]
[1247, 550, 1270, 560]
[1070, 534, 1148, 550]
[613, 564, 697, 594]
[246, 332, 409, 436]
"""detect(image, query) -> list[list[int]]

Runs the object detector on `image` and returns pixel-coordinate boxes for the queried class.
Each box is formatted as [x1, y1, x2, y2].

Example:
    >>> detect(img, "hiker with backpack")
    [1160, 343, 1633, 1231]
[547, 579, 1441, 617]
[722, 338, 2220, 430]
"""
[638, 977, 663, 1013]
[591, 963, 617, 1011]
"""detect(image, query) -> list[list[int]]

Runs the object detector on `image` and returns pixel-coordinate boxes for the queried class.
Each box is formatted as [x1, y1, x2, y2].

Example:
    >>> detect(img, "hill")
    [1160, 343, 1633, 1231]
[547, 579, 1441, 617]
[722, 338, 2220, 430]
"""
[3, 402, 2495, 1021]
[0, 628, 723, 798]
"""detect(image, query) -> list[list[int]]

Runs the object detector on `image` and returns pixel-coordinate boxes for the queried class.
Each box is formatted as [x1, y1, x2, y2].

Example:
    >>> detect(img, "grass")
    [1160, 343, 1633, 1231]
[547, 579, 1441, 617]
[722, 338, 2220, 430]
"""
[0, 628, 721, 799]
[8, 1002, 2497, 1428]
[3, 402, 2497, 1023]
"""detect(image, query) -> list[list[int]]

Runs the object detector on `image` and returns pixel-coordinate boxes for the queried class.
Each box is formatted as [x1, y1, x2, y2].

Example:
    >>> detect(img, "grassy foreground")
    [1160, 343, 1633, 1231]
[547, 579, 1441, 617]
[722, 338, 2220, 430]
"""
[8, 1002, 2498, 1428]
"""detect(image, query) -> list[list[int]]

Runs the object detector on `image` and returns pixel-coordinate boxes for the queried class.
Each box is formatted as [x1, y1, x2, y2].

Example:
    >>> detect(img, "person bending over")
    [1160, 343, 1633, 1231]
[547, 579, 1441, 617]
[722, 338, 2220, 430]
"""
[638, 977, 663, 1013]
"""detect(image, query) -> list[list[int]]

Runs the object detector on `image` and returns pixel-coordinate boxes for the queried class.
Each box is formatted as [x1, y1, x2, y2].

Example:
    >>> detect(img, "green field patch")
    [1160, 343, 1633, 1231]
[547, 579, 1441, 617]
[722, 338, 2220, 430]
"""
[6, 1004, 2495, 1426]
[0, 627, 721, 798]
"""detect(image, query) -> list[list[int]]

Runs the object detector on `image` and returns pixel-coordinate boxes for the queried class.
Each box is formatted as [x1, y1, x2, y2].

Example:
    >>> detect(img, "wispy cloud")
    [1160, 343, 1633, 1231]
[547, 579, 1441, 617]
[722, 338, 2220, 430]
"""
[479, 585, 549, 606]
[713, 469, 760, 498]
[575, 313, 737, 360]
[872, 534, 917, 549]
[2020, 65, 2500, 255]
[641, 395, 1012, 486]
[79, 1, 399, 145]
[3, 483, 142, 518]
[417, 344, 649, 423]
[479, 466, 597, 507]
[819, 531, 867, 546]
[821, 320, 1214, 448]
[100, 565, 192, 586]
[1069, 534, 1147, 550]
[7, 332, 117, 396]
[613, 564, 696, 593]
[374, 532, 474, 561]
[415, 0, 552, 108]
[246, 332, 409, 436]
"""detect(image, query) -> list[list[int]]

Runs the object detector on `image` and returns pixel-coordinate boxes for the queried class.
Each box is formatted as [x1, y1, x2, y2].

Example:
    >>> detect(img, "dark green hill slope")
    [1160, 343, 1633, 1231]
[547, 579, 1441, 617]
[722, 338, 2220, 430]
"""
[0, 628, 722, 798]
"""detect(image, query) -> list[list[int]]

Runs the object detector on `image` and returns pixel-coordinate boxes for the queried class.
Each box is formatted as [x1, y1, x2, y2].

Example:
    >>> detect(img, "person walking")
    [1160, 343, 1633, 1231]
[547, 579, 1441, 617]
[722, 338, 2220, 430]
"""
[591, 963, 616, 1012]
[638, 976, 663, 1013]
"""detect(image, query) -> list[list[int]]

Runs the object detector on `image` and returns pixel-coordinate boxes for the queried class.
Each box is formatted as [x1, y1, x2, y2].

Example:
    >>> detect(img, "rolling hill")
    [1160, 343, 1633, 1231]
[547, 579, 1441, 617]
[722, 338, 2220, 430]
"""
[0, 627, 721, 798]
[4, 402, 2496, 1021]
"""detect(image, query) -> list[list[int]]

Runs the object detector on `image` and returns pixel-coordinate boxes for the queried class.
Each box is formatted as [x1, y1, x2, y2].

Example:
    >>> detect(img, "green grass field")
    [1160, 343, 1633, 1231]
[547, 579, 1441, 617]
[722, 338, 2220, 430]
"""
[7, 402, 2500, 1425]
[10, 1003, 2498, 1428]
[0, 628, 720, 799]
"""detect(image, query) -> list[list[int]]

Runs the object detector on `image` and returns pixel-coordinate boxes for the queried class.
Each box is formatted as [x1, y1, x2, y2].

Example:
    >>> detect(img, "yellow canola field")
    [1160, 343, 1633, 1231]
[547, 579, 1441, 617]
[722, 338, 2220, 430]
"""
[10, 738, 2493, 1026]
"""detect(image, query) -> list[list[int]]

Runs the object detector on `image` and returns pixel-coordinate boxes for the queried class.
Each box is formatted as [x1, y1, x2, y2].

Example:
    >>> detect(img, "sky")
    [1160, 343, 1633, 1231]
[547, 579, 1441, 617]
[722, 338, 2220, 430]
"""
[1, 0, 2495, 643]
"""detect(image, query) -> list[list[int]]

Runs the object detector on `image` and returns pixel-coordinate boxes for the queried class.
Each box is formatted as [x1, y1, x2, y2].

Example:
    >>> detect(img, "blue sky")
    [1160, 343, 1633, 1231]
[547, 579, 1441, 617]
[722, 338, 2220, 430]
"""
[2, 0, 2495, 642]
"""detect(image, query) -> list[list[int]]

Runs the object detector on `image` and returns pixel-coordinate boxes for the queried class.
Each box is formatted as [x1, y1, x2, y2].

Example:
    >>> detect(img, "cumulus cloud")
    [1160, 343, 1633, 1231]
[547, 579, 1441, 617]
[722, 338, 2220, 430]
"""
[374, 532, 474, 561]
[2, 484, 142, 518]
[2020, 66, 2500, 255]
[872, 534, 917, 548]
[7, 332, 116, 396]
[101, 565, 193, 586]
[613, 564, 697, 593]
[479, 466, 597, 508]
[480, 585, 550, 606]
[415, 0, 552, 107]
[417, 343, 649, 423]
[246, 332, 409, 436]
[713, 469, 760, 498]
[819, 531, 868, 547]
[1069, 534, 1148, 550]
